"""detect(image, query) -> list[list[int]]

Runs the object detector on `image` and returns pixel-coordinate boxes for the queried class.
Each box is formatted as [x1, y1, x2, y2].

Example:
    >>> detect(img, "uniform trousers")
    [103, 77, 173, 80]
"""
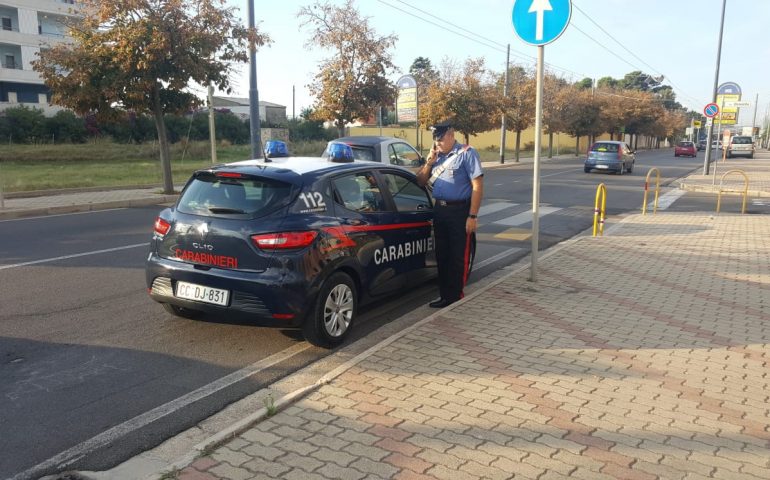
[433, 200, 472, 302]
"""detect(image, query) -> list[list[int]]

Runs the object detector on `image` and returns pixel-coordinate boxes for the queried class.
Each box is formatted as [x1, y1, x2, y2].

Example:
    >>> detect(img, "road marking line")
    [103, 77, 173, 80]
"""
[0, 243, 148, 270]
[651, 189, 687, 211]
[493, 206, 562, 226]
[474, 247, 523, 270]
[494, 228, 531, 241]
[479, 202, 517, 216]
[11, 342, 313, 480]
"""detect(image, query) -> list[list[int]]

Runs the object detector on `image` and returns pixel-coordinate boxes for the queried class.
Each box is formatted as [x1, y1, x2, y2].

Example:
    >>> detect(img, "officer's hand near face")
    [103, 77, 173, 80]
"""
[426, 142, 438, 166]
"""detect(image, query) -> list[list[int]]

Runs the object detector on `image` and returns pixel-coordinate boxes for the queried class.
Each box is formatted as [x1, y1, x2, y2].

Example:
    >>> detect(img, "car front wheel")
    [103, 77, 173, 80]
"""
[303, 272, 357, 348]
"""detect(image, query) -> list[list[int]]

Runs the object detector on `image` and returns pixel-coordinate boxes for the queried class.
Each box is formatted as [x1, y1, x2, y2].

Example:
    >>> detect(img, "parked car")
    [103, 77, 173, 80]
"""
[697, 139, 707, 151]
[711, 140, 723, 150]
[146, 144, 474, 348]
[584, 141, 635, 174]
[674, 141, 697, 157]
[323, 136, 424, 171]
[726, 135, 755, 158]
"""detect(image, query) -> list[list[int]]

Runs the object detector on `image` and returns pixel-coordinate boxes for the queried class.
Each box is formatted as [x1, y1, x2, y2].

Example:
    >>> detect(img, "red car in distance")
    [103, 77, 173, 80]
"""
[674, 141, 697, 157]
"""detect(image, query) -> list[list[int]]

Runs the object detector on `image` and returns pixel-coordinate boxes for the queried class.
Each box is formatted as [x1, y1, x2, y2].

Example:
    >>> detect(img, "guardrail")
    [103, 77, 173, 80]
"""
[641, 167, 661, 215]
[593, 183, 607, 237]
[716, 169, 749, 214]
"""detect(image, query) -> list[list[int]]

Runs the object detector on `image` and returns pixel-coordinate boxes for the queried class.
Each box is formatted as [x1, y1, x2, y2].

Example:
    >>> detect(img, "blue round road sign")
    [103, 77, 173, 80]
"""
[512, 0, 572, 46]
[704, 103, 719, 118]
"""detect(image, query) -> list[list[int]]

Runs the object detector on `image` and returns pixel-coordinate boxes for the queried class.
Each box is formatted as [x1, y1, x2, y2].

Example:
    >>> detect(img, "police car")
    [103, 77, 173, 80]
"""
[146, 143, 474, 347]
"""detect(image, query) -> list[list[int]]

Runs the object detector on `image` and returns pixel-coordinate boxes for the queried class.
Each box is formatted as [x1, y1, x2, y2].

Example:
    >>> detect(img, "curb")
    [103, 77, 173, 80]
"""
[0, 196, 179, 221]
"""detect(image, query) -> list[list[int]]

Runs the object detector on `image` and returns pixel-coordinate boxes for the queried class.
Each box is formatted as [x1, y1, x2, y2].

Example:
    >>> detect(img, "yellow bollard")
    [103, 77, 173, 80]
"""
[716, 169, 749, 214]
[642, 168, 661, 215]
[593, 183, 607, 237]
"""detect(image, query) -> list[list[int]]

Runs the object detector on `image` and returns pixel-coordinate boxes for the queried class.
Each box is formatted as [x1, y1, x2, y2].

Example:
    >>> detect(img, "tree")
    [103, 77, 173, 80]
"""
[33, 0, 268, 194]
[409, 56, 438, 89]
[299, 0, 397, 138]
[559, 87, 601, 155]
[420, 57, 498, 144]
[497, 65, 535, 162]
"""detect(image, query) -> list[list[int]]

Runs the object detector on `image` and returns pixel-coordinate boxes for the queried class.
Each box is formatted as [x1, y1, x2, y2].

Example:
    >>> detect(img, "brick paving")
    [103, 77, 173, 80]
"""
[167, 212, 770, 480]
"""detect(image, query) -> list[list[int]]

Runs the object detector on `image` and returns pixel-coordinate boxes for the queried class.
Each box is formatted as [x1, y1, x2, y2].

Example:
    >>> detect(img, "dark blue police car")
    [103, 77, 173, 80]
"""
[146, 143, 471, 347]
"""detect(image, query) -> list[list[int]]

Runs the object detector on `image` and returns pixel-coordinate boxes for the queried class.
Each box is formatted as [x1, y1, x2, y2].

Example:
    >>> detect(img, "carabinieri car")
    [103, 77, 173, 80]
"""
[146, 144, 474, 347]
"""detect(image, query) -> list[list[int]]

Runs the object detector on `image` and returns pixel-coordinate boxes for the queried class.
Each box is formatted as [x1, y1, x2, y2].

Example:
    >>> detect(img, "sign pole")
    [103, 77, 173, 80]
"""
[530, 45, 544, 282]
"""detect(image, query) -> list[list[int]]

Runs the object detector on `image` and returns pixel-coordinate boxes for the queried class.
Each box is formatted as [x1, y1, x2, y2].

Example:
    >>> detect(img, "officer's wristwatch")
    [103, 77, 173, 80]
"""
[468, 214, 478, 219]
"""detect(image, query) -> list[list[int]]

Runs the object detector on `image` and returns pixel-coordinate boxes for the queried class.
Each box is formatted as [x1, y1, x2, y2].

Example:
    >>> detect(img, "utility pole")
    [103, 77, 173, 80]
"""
[247, 0, 262, 159]
[751, 93, 759, 133]
[208, 84, 217, 164]
[703, 0, 727, 175]
[499, 44, 510, 164]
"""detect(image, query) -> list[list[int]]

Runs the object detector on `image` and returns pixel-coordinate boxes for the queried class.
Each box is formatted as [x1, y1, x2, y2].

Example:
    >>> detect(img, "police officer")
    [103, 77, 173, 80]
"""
[417, 120, 484, 308]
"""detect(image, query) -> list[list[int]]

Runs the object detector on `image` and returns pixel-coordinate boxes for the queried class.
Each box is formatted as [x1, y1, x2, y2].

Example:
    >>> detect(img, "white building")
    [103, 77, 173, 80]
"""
[212, 96, 287, 126]
[0, 0, 78, 116]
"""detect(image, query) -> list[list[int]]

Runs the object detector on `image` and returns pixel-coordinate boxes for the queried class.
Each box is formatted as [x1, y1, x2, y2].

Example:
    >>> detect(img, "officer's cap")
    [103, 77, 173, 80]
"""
[430, 119, 454, 140]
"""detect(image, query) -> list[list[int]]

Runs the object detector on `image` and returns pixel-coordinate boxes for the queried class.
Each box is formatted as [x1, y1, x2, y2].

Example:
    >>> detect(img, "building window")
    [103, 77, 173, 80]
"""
[4, 55, 16, 70]
[1, 17, 12, 31]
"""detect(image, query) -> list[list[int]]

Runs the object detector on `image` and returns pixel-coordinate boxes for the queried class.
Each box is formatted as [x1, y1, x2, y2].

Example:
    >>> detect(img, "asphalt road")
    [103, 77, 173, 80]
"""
[0, 147, 737, 479]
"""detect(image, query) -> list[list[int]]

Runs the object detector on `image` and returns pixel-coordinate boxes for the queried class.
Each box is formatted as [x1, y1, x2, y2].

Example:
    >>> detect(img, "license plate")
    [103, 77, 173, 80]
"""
[175, 281, 229, 306]
[595, 165, 608, 169]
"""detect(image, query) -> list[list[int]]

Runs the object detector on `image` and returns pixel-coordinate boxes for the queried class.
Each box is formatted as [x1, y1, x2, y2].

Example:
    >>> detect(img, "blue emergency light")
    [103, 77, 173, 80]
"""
[264, 140, 289, 158]
[327, 142, 354, 163]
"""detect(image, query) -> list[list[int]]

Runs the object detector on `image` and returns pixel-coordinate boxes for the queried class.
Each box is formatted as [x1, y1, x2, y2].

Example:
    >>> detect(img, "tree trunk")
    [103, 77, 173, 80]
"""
[548, 132, 553, 158]
[152, 84, 174, 194]
[515, 130, 521, 163]
[463, 133, 470, 145]
[575, 136, 580, 156]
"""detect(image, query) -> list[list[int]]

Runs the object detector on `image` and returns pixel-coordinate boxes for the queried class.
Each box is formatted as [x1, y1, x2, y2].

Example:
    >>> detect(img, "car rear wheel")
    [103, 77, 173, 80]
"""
[162, 303, 202, 319]
[584, 167, 591, 173]
[303, 271, 357, 348]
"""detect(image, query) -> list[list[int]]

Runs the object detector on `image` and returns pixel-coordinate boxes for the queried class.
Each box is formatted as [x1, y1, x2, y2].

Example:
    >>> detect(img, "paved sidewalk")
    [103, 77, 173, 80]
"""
[678, 156, 770, 197]
[140, 212, 769, 480]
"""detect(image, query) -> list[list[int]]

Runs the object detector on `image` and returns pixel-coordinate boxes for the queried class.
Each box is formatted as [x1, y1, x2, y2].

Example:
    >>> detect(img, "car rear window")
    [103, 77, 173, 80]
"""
[678, 142, 693, 147]
[731, 136, 752, 144]
[591, 143, 619, 152]
[177, 173, 293, 216]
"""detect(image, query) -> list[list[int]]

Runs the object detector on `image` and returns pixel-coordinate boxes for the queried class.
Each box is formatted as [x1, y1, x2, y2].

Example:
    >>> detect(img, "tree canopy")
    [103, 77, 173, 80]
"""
[33, 0, 268, 193]
[299, 0, 397, 137]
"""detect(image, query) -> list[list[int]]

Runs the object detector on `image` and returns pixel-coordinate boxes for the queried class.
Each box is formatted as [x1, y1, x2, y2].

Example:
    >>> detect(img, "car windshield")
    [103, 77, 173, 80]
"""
[731, 137, 752, 144]
[177, 173, 293, 216]
[591, 143, 619, 152]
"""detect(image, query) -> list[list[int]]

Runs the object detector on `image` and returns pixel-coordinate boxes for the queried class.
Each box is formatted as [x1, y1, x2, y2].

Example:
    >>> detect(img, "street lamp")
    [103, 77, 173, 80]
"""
[247, 0, 262, 159]
[703, 0, 727, 175]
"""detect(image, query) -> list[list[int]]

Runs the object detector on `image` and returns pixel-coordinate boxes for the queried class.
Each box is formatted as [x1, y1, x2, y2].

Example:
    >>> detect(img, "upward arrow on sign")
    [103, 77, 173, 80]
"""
[528, 0, 553, 41]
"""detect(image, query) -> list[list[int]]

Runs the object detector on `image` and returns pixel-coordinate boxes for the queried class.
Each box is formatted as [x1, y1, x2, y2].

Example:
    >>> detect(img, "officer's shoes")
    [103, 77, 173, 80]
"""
[429, 298, 455, 308]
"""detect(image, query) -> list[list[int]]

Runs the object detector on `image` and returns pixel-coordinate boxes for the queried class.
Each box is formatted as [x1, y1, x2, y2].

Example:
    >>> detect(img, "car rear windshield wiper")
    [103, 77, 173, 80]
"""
[208, 207, 246, 214]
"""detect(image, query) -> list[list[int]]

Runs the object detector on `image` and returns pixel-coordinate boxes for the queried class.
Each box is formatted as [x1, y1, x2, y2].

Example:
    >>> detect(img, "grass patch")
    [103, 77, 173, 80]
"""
[0, 140, 328, 192]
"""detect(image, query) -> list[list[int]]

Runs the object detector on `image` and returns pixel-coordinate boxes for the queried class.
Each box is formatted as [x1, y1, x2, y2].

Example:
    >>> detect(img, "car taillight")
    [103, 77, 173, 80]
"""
[251, 231, 318, 250]
[617, 148, 623, 160]
[153, 217, 171, 236]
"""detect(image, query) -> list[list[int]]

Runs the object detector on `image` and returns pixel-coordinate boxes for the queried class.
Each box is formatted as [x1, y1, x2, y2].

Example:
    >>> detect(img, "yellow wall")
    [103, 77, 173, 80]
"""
[348, 125, 617, 153]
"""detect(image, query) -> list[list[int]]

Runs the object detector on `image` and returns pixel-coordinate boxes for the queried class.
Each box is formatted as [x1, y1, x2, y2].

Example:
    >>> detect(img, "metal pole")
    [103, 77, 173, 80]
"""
[208, 84, 217, 164]
[751, 93, 759, 133]
[415, 83, 420, 152]
[703, 0, 727, 175]
[247, 0, 262, 159]
[0, 160, 4, 209]
[292, 85, 296, 120]
[530, 45, 544, 283]
[499, 44, 510, 164]
[713, 96, 724, 185]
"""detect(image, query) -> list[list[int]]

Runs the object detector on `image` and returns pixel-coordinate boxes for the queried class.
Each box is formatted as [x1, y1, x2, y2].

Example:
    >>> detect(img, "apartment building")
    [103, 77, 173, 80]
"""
[0, 0, 78, 115]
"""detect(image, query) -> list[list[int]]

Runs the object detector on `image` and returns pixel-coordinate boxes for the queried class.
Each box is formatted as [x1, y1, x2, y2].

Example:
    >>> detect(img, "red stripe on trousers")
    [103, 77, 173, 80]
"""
[461, 232, 471, 299]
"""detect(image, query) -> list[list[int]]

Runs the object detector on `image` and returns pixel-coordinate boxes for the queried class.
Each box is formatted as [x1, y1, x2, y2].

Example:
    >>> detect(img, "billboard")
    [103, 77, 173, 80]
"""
[396, 75, 417, 123]
[716, 82, 741, 125]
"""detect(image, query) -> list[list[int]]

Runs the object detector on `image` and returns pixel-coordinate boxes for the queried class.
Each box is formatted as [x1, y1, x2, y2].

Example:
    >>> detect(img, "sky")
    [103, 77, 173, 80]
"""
[223, 0, 770, 126]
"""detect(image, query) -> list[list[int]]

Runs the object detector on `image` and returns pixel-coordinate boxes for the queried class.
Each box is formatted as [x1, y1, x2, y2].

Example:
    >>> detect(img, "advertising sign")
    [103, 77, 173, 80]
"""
[395, 75, 417, 123]
[716, 82, 741, 125]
